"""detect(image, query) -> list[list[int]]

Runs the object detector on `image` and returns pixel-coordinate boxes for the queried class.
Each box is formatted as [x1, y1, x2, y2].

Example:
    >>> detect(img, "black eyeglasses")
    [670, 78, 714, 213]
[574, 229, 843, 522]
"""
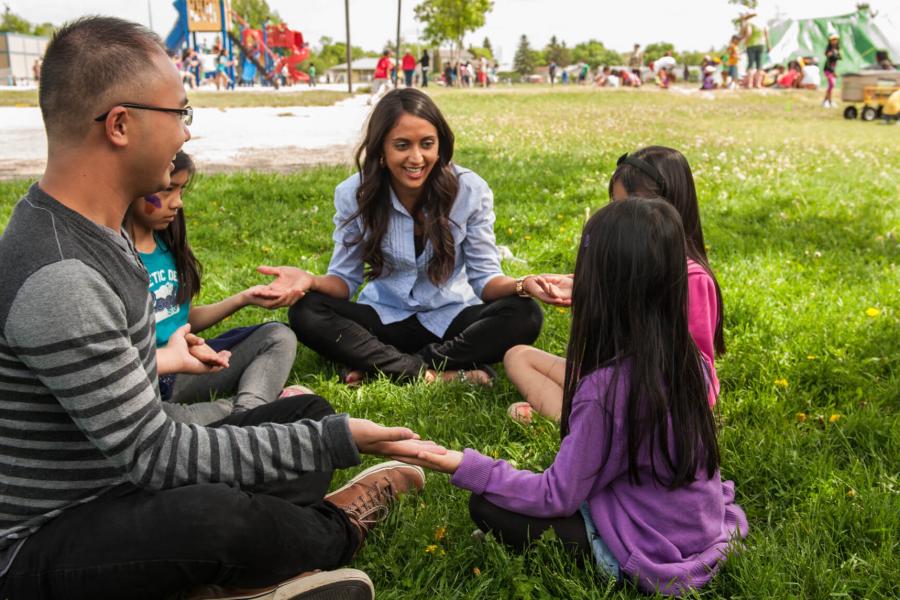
[94, 103, 193, 126]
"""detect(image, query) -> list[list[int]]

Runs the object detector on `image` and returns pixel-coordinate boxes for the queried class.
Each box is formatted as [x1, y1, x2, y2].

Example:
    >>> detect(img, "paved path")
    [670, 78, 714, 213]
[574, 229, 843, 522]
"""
[0, 94, 371, 178]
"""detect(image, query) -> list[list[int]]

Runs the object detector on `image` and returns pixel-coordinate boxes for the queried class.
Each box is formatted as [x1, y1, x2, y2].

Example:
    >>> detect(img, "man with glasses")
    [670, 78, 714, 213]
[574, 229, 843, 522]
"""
[0, 16, 434, 600]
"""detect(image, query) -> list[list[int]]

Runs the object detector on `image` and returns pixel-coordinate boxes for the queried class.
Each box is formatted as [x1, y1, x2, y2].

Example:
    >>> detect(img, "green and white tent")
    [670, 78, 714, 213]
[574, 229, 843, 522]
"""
[766, 6, 899, 74]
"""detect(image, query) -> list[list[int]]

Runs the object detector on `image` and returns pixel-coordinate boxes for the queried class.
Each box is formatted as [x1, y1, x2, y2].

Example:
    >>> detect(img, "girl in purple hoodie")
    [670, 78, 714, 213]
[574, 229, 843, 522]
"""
[400, 198, 748, 595]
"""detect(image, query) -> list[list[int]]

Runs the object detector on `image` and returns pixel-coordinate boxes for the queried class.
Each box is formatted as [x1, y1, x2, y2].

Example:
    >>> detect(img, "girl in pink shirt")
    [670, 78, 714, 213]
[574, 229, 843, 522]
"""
[507, 146, 725, 421]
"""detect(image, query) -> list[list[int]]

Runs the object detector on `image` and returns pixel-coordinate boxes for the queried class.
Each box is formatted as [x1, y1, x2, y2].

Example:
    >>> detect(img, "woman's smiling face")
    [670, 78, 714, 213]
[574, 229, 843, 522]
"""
[382, 112, 439, 202]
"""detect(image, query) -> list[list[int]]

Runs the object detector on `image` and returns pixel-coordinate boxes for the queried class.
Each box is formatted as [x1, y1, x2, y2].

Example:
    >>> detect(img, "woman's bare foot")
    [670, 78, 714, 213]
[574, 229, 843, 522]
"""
[343, 370, 364, 386]
[441, 369, 492, 386]
[507, 401, 534, 424]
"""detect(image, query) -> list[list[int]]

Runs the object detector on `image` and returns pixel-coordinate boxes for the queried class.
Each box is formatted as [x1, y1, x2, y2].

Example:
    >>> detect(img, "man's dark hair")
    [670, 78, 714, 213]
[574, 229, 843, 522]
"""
[39, 16, 166, 141]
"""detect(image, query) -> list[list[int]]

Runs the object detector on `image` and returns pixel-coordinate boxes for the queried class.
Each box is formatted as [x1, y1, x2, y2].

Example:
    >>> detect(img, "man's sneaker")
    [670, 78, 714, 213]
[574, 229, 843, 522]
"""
[182, 567, 373, 600]
[324, 461, 425, 541]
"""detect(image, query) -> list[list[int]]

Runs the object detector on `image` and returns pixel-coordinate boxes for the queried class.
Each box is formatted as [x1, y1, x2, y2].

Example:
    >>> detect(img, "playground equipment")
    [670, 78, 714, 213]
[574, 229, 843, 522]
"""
[165, 0, 310, 88]
[841, 70, 900, 121]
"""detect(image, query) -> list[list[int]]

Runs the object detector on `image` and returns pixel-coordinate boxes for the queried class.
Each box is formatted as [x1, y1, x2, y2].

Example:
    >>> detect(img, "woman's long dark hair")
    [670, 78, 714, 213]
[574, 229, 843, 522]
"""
[128, 151, 202, 304]
[608, 146, 726, 355]
[561, 198, 719, 489]
[349, 88, 458, 284]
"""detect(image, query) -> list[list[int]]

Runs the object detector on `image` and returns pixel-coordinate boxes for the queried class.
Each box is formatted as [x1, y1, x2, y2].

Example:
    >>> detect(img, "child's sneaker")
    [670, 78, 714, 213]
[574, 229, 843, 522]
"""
[324, 462, 425, 544]
[182, 567, 374, 599]
[507, 401, 534, 424]
[278, 384, 316, 399]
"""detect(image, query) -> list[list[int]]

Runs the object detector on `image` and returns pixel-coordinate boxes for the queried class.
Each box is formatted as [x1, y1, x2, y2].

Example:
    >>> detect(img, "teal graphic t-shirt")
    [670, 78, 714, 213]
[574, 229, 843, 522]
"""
[140, 235, 190, 347]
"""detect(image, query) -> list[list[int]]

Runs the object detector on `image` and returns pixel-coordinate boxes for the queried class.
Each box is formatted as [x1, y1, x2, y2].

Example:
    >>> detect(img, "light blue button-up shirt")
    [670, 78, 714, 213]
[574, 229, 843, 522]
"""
[327, 165, 504, 337]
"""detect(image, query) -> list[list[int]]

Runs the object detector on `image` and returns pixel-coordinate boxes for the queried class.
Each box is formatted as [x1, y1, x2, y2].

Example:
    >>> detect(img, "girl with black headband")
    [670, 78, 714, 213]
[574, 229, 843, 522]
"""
[506, 146, 725, 422]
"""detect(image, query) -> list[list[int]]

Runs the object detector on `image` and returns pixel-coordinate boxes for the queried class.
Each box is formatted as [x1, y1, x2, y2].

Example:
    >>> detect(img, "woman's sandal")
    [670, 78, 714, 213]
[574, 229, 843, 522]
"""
[507, 401, 534, 424]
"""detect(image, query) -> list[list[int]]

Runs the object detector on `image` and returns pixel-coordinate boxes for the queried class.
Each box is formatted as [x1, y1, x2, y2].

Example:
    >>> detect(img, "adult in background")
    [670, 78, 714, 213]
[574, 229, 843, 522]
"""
[370, 48, 394, 104]
[628, 43, 643, 84]
[549, 60, 558, 85]
[0, 17, 435, 600]
[402, 49, 416, 87]
[740, 11, 770, 88]
[420, 49, 431, 87]
[823, 33, 841, 108]
[259, 89, 571, 386]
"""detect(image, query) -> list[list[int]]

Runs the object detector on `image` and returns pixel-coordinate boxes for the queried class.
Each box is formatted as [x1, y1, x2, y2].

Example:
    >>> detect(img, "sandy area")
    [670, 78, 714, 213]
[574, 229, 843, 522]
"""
[0, 93, 372, 179]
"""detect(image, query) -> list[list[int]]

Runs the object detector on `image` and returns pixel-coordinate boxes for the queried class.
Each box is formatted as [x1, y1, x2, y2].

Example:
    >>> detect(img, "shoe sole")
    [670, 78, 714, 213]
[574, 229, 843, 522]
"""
[325, 461, 425, 501]
[206, 569, 374, 600]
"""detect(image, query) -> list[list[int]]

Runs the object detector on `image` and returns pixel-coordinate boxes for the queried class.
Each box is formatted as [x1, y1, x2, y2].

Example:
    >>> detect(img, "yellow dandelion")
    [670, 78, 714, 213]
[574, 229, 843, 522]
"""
[846, 489, 857, 498]
[524, 235, 532, 241]
[865, 307, 880, 318]
[774, 378, 788, 388]
[556, 307, 567, 314]
[434, 526, 447, 541]
[425, 544, 438, 554]
[795, 412, 807, 423]
[829, 413, 841, 423]
[806, 355, 816, 361]
[507, 227, 513, 235]
[473, 567, 482, 576]
[559, 227, 565, 233]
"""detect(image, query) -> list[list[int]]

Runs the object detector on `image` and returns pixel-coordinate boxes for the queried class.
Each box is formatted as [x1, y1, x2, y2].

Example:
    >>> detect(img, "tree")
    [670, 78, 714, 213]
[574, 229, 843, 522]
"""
[231, 0, 280, 28]
[544, 35, 572, 66]
[643, 42, 676, 64]
[728, 0, 758, 7]
[571, 39, 620, 67]
[482, 37, 493, 54]
[513, 34, 537, 76]
[0, 6, 54, 36]
[414, 0, 493, 66]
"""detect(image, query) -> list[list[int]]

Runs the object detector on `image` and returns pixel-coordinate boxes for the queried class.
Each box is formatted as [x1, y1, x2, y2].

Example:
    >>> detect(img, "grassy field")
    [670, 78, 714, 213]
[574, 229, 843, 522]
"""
[0, 88, 351, 108]
[1, 87, 898, 599]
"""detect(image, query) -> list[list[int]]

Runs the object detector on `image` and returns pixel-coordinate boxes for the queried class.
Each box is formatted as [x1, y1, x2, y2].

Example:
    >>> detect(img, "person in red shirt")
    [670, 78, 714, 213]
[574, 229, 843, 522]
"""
[401, 50, 416, 87]
[370, 49, 394, 104]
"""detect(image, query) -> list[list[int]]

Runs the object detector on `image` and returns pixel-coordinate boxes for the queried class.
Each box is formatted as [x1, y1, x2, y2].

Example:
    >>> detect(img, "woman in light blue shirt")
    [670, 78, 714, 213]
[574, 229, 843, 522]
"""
[259, 89, 570, 384]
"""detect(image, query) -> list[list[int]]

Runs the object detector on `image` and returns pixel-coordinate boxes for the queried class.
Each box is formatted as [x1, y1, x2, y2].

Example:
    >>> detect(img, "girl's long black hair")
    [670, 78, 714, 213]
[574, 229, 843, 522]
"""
[561, 198, 719, 489]
[349, 88, 459, 284]
[608, 146, 726, 355]
[153, 151, 202, 304]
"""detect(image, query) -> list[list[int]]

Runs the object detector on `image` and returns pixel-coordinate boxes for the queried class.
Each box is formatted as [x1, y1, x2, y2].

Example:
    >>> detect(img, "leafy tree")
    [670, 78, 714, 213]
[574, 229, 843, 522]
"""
[482, 37, 493, 54]
[643, 42, 676, 64]
[544, 35, 572, 66]
[231, 0, 280, 28]
[571, 39, 620, 67]
[0, 6, 54, 36]
[728, 0, 758, 7]
[513, 34, 537, 75]
[414, 0, 493, 65]
[468, 45, 494, 60]
[305, 36, 373, 71]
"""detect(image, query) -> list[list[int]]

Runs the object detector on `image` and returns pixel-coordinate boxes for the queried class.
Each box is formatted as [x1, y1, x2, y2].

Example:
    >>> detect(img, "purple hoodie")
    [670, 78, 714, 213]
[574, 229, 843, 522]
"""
[451, 365, 748, 595]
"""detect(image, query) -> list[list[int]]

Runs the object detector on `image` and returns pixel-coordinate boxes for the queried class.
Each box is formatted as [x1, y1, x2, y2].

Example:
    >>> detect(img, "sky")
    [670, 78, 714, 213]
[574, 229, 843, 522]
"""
[7, 1, 898, 65]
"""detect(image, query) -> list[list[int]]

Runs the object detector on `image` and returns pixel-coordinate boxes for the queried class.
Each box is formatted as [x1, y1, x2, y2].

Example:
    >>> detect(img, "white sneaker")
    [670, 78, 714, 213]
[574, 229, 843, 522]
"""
[182, 568, 374, 600]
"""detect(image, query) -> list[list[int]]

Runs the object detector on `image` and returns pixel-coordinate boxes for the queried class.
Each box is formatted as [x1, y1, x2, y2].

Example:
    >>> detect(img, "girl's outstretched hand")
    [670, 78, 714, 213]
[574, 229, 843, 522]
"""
[348, 418, 448, 458]
[526, 274, 573, 307]
[394, 449, 464, 474]
[241, 284, 284, 309]
[255, 265, 315, 308]
[159, 324, 231, 375]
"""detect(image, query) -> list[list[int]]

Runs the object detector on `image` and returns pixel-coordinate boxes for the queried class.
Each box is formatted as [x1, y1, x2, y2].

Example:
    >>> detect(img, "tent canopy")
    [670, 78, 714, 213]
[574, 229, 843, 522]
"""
[766, 6, 899, 73]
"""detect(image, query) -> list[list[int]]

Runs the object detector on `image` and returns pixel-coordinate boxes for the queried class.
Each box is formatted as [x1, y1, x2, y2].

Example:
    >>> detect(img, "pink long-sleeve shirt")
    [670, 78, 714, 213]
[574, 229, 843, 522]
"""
[687, 259, 720, 406]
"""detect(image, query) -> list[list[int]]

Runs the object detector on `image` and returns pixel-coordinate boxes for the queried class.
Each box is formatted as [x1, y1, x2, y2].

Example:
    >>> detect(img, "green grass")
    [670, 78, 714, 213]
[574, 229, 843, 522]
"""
[0, 88, 350, 108]
[1, 87, 898, 599]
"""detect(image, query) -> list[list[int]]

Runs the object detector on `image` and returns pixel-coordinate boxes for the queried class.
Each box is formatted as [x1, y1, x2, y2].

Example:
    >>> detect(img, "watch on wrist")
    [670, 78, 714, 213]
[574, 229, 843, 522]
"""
[515, 275, 532, 298]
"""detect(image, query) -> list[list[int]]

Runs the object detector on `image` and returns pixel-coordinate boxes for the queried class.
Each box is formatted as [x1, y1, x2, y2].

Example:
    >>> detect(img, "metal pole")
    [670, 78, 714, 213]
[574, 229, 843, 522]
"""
[395, 0, 401, 85]
[344, 0, 352, 93]
[147, 0, 154, 30]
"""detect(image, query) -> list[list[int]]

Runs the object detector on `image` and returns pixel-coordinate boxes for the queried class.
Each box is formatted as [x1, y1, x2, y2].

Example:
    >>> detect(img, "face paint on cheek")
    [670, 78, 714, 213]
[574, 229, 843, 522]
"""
[144, 194, 162, 214]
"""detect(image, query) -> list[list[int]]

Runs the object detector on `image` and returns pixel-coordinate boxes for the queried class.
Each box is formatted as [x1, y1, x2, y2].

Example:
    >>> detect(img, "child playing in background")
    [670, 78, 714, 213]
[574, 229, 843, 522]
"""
[506, 146, 725, 422]
[125, 151, 303, 424]
[400, 198, 748, 595]
[726, 35, 741, 88]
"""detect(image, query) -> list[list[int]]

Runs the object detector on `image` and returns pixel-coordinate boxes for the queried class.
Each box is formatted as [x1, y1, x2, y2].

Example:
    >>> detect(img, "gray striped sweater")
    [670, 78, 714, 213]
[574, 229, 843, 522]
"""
[0, 185, 360, 552]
